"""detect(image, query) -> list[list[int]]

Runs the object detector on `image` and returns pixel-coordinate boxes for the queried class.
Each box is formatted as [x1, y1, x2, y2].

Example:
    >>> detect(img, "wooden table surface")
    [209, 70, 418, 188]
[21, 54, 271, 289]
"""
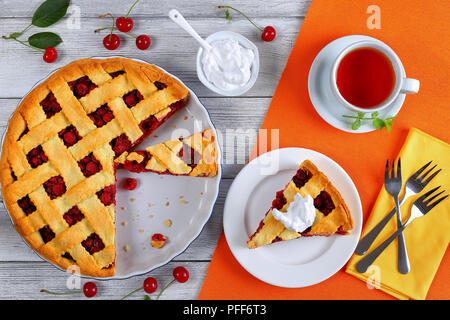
[0, 0, 311, 299]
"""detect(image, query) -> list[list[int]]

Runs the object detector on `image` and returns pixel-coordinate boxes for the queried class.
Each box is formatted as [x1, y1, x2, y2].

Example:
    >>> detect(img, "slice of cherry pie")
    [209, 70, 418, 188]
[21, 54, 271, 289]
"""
[247, 160, 353, 248]
[0, 58, 218, 277]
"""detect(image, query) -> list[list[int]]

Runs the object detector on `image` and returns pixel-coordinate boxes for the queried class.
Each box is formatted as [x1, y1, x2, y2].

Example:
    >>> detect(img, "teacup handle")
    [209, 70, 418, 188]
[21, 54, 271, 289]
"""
[400, 78, 420, 94]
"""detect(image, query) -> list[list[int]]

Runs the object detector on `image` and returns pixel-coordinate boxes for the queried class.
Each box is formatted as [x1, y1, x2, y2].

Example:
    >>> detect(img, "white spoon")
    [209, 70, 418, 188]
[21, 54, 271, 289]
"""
[168, 9, 212, 51]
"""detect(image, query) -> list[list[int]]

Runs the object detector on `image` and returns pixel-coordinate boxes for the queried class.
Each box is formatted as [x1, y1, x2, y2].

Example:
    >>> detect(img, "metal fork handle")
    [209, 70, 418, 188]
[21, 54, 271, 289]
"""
[355, 188, 413, 255]
[355, 225, 407, 273]
[394, 196, 410, 274]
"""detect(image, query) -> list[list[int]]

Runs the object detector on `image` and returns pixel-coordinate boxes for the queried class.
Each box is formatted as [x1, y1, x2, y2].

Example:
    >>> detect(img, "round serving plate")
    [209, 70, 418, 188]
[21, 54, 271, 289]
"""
[223, 148, 362, 288]
[1, 56, 222, 280]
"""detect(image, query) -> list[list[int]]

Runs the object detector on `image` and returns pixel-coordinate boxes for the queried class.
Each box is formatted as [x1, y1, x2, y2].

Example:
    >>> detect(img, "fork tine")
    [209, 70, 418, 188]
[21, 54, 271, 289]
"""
[418, 165, 437, 183]
[422, 168, 442, 187]
[385, 160, 390, 180]
[417, 186, 441, 202]
[411, 161, 432, 180]
[397, 158, 402, 179]
[392, 159, 396, 178]
[423, 190, 446, 205]
[428, 195, 449, 210]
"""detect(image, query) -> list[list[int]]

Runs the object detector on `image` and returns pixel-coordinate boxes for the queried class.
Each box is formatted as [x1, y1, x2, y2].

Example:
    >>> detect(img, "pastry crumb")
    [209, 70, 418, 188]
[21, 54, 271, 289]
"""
[139, 229, 144, 233]
[148, 203, 153, 207]
[124, 245, 130, 252]
[179, 195, 184, 199]
[130, 198, 136, 202]
[200, 192, 204, 195]
[180, 200, 188, 204]
[165, 201, 170, 206]
[165, 219, 172, 227]
[121, 221, 127, 226]
[151, 233, 167, 249]
[121, 206, 126, 210]
[184, 116, 188, 120]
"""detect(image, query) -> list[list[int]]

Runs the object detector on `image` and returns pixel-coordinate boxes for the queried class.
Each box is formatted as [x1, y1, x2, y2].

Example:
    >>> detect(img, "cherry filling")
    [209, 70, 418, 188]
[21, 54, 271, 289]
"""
[39, 226, 55, 243]
[121, 151, 150, 173]
[123, 89, 144, 108]
[62, 252, 75, 261]
[154, 81, 167, 90]
[272, 190, 287, 210]
[26, 145, 48, 168]
[68, 76, 97, 99]
[81, 233, 105, 255]
[293, 168, 312, 189]
[58, 125, 82, 147]
[178, 144, 202, 168]
[18, 195, 37, 216]
[88, 104, 114, 128]
[43, 176, 66, 200]
[96, 184, 116, 206]
[313, 190, 335, 215]
[110, 134, 132, 157]
[40, 92, 62, 118]
[63, 206, 85, 226]
[109, 70, 125, 78]
[78, 153, 102, 177]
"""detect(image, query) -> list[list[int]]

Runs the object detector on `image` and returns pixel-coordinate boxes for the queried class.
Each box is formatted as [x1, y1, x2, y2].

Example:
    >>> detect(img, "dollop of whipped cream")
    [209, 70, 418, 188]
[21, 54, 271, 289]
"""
[201, 38, 254, 91]
[272, 193, 316, 233]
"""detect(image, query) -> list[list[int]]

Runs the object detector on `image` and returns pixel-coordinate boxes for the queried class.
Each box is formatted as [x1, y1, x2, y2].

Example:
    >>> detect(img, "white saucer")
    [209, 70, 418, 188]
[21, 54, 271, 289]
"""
[223, 148, 362, 288]
[308, 35, 406, 133]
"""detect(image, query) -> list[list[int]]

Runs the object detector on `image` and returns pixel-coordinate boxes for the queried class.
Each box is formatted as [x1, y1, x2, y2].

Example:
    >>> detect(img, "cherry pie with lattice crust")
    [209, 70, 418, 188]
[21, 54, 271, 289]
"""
[0, 58, 218, 277]
[248, 160, 353, 248]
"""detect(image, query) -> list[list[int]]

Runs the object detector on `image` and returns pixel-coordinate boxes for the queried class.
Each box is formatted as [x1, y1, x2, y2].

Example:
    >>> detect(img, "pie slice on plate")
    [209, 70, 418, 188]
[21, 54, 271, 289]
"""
[247, 160, 353, 248]
[0, 58, 217, 277]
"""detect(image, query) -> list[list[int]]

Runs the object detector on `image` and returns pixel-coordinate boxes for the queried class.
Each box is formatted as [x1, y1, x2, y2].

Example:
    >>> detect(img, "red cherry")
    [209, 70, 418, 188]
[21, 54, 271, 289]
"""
[123, 178, 138, 190]
[261, 26, 276, 42]
[116, 16, 134, 32]
[83, 282, 97, 298]
[43, 47, 58, 63]
[136, 35, 151, 50]
[103, 34, 120, 50]
[173, 266, 189, 283]
[143, 277, 158, 294]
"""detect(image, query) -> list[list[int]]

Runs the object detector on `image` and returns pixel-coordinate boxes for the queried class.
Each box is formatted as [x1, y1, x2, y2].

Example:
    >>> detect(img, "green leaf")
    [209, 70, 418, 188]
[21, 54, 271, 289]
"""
[384, 122, 392, 133]
[357, 112, 365, 118]
[144, 295, 151, 300]
[32, 0, 70, 27]
[28, 32, 62, 49]
[371, 111, 379, 118]
[9, 32, 23, 39]
[225, 9, 232, 20]
[352, 118, 361, 130]
[372, 118, 385, 130]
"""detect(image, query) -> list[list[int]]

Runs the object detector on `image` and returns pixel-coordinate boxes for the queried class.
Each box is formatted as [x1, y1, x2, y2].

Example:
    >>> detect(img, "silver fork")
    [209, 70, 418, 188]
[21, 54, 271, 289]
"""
[356, 186, 448, 273]
[355, 161, 440, 255]
[383, 158, 411, 274]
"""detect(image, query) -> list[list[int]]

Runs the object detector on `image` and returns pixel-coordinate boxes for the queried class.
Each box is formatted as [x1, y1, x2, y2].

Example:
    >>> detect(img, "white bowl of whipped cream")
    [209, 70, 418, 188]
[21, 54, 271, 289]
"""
[196, 31, 259, 96]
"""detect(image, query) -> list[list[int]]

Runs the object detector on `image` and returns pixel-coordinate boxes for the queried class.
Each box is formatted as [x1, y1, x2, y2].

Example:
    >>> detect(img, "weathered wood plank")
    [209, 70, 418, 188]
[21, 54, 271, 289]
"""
[0, 17, 302, 98]
[2, 0, 312, 18]
[0, 261, 208, 299]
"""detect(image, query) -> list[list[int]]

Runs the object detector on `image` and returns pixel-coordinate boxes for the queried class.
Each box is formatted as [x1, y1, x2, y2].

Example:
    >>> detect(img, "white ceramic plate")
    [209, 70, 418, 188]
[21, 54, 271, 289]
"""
[2, 56, 222, 279]
[308, 35, 406, 133]
[223, 148, 362, 288]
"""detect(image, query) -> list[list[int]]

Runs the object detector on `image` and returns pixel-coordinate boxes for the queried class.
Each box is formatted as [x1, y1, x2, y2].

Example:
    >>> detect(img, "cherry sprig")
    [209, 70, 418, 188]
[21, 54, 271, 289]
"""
[95, 0, 151, 50]
[40, 282, 98, 298]
[121, 266, 189, 300]
[218, 5, 276, 42]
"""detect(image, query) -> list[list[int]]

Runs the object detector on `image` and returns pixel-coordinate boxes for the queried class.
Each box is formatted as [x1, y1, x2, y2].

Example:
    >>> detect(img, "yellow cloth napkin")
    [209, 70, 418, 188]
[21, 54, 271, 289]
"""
[346, 128, 450, 300]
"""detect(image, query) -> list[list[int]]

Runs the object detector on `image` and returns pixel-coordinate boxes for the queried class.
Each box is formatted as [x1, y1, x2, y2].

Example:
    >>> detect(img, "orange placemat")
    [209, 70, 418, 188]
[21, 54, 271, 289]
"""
[199, 0, 450, 299]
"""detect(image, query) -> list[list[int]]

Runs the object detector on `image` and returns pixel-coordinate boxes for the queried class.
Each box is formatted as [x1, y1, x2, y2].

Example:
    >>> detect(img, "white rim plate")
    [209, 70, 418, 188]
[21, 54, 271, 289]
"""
[308, 35, 406, 133]
[223, 148, 362, 288]
[2, 56, 222, 280]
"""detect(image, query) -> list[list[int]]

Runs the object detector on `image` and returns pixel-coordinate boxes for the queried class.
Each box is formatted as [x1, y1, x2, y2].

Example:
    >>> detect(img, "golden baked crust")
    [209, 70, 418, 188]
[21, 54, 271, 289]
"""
[0, 58, 190, 277]
[248, 160, 353, 249]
